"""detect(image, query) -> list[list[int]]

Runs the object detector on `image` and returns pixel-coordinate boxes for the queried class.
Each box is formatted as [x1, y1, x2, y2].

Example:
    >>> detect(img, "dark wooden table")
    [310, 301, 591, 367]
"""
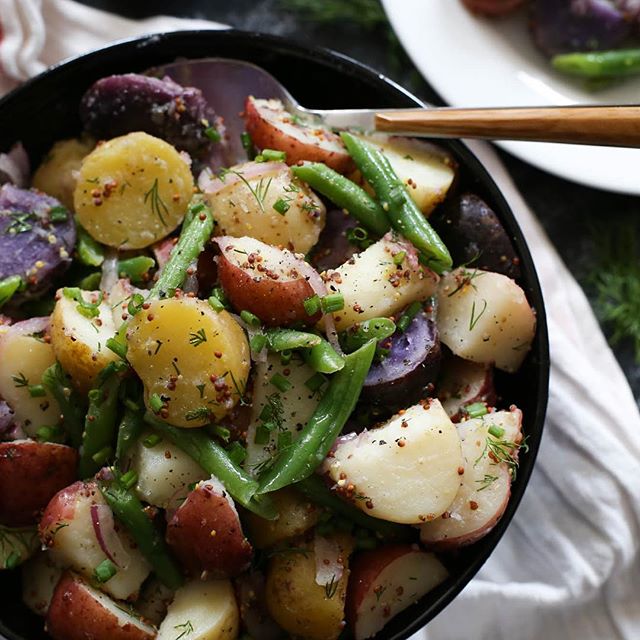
[82, 0, 640, 401]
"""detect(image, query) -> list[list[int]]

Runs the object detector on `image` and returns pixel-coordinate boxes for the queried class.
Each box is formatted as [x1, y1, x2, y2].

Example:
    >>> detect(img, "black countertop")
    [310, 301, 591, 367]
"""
[80, 0, 640, 401]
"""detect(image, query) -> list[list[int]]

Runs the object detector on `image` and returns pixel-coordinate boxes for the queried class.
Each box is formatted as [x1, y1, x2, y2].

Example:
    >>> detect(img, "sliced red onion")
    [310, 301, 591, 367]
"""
[314, 532, 344, 587]
[0, 143, 30, 187]
[0, 317, 49, 345]
[199, 161, 287, 195]
[90, 502, 131, 569]
[182, 260, 200, 295]
[0, 402, 15, 436]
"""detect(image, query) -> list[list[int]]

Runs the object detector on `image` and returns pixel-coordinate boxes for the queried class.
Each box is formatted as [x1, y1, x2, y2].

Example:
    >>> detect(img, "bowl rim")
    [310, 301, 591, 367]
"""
[0, 28, 549, 640]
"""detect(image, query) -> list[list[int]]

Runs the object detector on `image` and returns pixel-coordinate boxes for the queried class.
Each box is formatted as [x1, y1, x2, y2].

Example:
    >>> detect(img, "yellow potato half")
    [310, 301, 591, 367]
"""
[127, 297, 250, 427]
[74, 132, 194, 249]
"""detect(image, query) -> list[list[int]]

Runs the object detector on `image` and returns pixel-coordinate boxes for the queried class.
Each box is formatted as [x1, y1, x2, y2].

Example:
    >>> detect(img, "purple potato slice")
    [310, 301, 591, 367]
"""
[0, 184, 75, 298]
[80, 73, 221, 160]
[362, 310, 441, 408]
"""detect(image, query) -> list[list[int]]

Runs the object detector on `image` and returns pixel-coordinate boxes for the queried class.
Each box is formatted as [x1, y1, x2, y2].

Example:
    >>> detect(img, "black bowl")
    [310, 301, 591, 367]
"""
[0, 30, 549, 640]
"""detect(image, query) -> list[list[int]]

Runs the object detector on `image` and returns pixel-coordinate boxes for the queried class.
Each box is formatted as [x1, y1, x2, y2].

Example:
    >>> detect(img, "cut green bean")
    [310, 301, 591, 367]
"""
[296, 476, 411, 541]
[115, 406, 144, 466]
[97, 471, 183, 589]
[552, 48, 640, 78]
[0, 275, 22, 309]
[266, 328, 322, 351]
[144, 413, 277, 520]
[292, 162, 390, 236]
[301, 338, 345, 374]
[149, 204, 214, 299]
[397, 301, 423, 333]
[258, 340, 376, 494]
[117, 256, 155, 284]
[340, 132, 452, 273]
[42, 362, 85, 448]
[340, 317, 396, 352]
[76, 224, 105, 267]
[78, 368, 122, 478]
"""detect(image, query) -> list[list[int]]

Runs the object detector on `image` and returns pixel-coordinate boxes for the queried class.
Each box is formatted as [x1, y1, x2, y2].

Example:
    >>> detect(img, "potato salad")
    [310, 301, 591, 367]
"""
[0, 70, 536, 640]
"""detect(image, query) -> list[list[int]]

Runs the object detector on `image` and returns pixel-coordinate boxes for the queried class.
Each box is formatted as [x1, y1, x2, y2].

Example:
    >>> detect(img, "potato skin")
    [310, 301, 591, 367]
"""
[32, 138, 93, 210]
[126, 297, 250, 427]
[244, 96, 353, 174]
[46, 572, 156, 640]
[74, 131, 194, 249]
[265, 533, 353, 640]
[0, 441, 78, 527]
[461, 0, 524, 16]
[216, 236, 321, 327]
[243, 488, 320, 549]
[166, 479, 252, 577]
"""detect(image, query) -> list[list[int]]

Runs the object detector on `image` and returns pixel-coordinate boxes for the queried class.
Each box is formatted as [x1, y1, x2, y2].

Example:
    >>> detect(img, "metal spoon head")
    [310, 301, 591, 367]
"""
[150, 58, 306, 162]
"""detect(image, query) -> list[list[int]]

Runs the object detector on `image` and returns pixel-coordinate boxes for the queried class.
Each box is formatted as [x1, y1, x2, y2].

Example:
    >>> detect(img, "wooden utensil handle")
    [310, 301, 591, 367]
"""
[375, 106, 640, 147]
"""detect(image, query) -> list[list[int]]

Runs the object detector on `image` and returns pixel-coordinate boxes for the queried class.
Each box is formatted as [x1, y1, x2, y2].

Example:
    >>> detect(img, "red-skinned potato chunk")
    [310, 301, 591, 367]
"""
[216, 235, 322, 327]
[461, 0, 525, 16]
[324, 400, 463, 524]
[0, 440, 78, 527]
[39, 481, 150, 601]
[437, 268, 536, 372]
[420, 408, 523, 549]
[244, 96, 353, 174]
[201, 160, 326, 254]
[22, 552, 63, 616]
[166, 477, 252, 577]
[46, 572, 156, 640]
[347, 545, 448, 640]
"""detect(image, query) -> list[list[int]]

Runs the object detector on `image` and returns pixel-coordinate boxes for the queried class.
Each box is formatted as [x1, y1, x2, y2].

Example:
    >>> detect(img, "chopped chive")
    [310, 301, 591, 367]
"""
[94, 559, 117, 583]
[254, 424, 271, 445]
[91, 445, 113, 465]
[240, 310, 261, 327]
[120, 470, 138, 490]
[149, 393, 164, 413]
[208, 295, 225, 312]
[488, 424, 505, 438]
[226, 441, 246, 465]
[143, 433, 162, 448]
[393, 250, 406, 265]
[106, 336, 127, 359]
[278, 431, 292, 448]
[321, 293, 344, 314]
[78, 272, 102, 290]
[5, 550, 21, 569]
[210, 425, 231, 442]
[209, 287, 229, 311]
[304, 372, 327, 392]
[261, 149, 287, 162]
[466, 402, 489, 419]
[280, 349, 292, 365]
[270, 372, 292, 392]
[49, 205, 68, 223]
[35, 425, 60, 443]
[303, 294, 321, 317]
[0, 275, 23, 309]
[28, 384, 46, 398]
[250, 333, 268, 353]
[127, 293, 145, 317]
[63, 287, 103, 319]
[273, 198, 290, 215]
[240, 131, 255, 159]
[397, 301, 422, 332]
[204, 126, 221, 142]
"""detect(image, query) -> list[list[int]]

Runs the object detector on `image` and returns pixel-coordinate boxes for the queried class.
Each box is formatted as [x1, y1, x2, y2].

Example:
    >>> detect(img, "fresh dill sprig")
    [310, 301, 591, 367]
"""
[279, 0, 386, 28]
[586, 219, 640, 361]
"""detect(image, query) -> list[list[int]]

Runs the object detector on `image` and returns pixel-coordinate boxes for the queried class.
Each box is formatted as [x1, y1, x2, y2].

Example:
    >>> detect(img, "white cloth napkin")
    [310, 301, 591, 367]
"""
[1, 2, 639, 639]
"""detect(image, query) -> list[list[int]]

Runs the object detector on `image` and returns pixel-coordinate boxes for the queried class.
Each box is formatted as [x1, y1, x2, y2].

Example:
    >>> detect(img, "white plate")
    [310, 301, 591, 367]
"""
[382, 0, 640, 194]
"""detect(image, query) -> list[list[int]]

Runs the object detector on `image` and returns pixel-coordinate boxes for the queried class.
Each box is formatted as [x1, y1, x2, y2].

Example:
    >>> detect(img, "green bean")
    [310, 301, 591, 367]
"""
[396, 300, 422, 333]
[149, 203, 214, 299]
[117, 256, 155, 284]
[41, 362, 85, 448]
[115, 406, 144, 466]
[144, 413, 277, 520]
[296, 476, 411, 541]
[266, 328, 322, 351]
[78, 271, 101, 291]
[0, 275, 22, 309]
[301, 338, 345, 374]
[552, 49, 640, 78]
[340, 132, 452, 273]
[97, 471, 183, 589]
[340, 317, 396, 352]
[258, 340, 376, 494]
[292, 162, 390, 236]
[78, 367, 123, 478]
[76, 224, 105, 267]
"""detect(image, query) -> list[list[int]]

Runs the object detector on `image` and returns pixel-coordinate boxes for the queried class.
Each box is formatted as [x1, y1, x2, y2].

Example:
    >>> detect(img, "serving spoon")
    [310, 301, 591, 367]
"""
[153, 57, 640, 157]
